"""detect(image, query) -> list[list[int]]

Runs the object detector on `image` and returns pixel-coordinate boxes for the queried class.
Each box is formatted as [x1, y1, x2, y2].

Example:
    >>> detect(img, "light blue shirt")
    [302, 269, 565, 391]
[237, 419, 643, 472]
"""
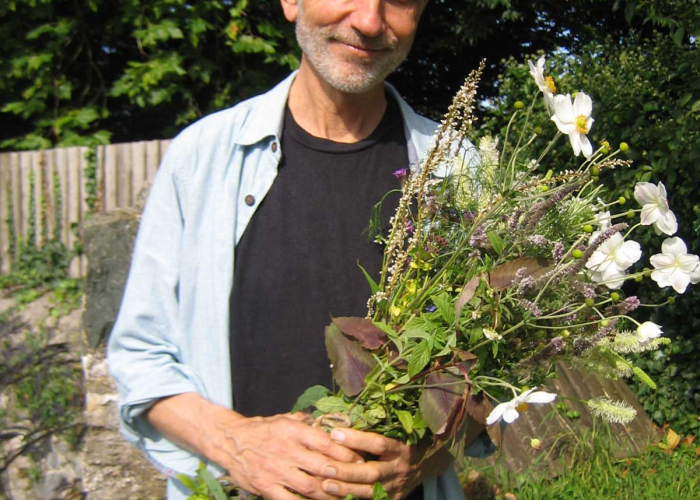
[107, 71, 469, 500]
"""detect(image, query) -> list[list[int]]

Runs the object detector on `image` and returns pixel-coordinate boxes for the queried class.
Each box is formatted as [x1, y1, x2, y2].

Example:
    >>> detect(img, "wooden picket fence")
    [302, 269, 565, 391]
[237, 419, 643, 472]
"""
[0, 140, 171, 277]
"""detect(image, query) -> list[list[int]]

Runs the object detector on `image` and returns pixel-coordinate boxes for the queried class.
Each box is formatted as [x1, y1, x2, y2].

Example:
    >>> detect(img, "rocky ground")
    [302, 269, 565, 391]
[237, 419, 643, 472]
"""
[0, 292, 166, 500]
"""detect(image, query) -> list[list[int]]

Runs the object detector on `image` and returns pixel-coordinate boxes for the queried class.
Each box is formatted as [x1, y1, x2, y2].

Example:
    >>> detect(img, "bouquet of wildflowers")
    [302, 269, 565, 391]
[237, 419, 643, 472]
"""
[293, 59, 700, 457]
[182, 59, 700, 498]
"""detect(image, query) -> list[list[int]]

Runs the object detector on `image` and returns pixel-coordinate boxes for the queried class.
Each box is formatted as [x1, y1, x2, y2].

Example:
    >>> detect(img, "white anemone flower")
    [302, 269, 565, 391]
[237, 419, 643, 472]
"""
[650, 237, 700, 293]
[586, 232, 642, 289]
[636, 321, 663, 343]
[486, 388, 557, 426]
[589, 210, 612, 244]
[551, 93, 595, 158]
[633, 182, 678, 236]
[528, 56, 556, 113]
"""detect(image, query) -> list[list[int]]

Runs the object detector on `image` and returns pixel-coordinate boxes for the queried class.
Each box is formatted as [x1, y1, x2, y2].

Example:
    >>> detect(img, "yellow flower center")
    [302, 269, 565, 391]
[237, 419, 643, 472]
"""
[516, 402, 530, 413]
[545, 76, 557, 94]
[576, 115, 589, 134]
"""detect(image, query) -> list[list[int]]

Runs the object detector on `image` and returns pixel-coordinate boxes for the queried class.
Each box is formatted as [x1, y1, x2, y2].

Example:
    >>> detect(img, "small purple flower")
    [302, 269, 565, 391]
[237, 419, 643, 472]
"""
[621, 296, 641, 312]
[424, 304, 437, 313]
[519, 299, 543, 317]
[463, 211, 477, 221]
[553, 242, 565, 263]
[406, 219, 415, 235]
[392, 168, 408, 179]
[582, 285, 596, 299]
[527, 235, 549, 247]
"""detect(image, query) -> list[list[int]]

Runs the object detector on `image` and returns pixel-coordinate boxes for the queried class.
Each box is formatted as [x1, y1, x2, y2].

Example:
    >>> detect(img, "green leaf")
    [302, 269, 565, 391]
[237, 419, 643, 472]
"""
[175, 473, 198, 493]
[394, 409, 414, 434]
[432, 292, 455, 324]
[291, 385, 329, 413]
[408, 339, 431, 378]
[357, 262, 380, 294]
[373, 482, 390, 500]
[486, 230, 504, 255]
[197, 464, 228, 500]
[315, 396, 348, 413]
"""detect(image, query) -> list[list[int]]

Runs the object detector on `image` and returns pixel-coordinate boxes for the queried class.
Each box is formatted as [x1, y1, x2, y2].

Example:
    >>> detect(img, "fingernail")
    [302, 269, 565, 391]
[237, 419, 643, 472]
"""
[322, 466, 336, 478]
[330, 429, 345, 442]
[356, 459, 364, 464]
[324, 482, 339, 494]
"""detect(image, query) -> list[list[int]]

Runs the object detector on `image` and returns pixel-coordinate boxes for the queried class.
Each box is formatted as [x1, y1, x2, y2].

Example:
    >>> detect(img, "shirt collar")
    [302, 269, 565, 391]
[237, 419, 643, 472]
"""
[235, 71, 437, 161]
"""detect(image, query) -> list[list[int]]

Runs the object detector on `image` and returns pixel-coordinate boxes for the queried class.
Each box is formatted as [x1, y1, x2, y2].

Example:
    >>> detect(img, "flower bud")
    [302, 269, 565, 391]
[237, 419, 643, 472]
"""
[600, 319, 610, 327]
[620, 142, 629, 152]
[591, 166, 600, 176]
[530, 438, 542, 450]
[668, 296, 675, 304]
[540, 185, 549, 192]
[583, 224, 594, 233]
[585, 298, 595, 307]
[627, 209, 636, 219]
[514, 101, 525, 109]
[619, 196, 627, 205]
[611, 292, 620, 301]
[572, 249, 584, 259]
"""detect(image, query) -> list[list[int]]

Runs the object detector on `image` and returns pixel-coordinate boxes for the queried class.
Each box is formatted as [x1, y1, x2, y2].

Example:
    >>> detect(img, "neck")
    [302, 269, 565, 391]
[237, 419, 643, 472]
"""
[287, 58, 387, 143]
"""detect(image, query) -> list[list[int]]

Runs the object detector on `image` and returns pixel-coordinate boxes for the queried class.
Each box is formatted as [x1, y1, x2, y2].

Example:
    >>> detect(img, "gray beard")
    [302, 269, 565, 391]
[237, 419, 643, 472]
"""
[294, 6, 412, 94]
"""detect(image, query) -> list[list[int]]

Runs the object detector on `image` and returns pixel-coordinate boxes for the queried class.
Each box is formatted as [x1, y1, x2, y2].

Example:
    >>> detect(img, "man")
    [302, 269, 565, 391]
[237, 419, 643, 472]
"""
[108, 1, 473, 499]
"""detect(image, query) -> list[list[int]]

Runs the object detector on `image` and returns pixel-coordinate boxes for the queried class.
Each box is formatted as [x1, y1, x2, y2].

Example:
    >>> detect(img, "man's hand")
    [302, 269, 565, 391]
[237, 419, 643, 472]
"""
[146, 394, 364, 500]
[318, 428, 454, 500]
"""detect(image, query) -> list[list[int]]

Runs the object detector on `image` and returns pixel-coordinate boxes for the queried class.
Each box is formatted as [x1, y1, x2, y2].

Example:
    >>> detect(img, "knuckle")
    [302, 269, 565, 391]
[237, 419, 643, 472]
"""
[375, 436, 389, 454]
[294, 476, 317, 497]
[368, 468, 383, 483]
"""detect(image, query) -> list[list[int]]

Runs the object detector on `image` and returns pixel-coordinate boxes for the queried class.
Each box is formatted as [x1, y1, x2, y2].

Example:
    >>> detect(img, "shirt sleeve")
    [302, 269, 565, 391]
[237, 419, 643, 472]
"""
[107, 139, 206, 446]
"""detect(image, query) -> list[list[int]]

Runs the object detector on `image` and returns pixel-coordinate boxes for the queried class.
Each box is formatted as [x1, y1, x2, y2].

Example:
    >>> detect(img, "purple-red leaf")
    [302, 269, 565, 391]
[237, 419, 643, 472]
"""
[418, 370, 465, 435]
[325, 322, 377, 397]
[489, 257, 553, 290]
[455, 275, 481, 320]
[332, 317, 386, 350]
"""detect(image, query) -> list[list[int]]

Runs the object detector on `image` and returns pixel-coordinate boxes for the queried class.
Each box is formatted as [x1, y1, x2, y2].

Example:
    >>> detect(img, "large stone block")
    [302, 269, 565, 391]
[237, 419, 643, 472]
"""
[82, 210, 141, 347]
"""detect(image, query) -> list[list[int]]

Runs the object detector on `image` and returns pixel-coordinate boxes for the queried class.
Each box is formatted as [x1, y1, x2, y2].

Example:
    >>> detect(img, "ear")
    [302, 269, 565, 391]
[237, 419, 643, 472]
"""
[280, 0, 299, 23]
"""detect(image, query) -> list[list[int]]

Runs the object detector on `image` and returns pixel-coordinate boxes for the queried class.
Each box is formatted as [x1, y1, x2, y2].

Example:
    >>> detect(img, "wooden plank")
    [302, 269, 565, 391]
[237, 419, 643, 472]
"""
[95, 145, 105, 214]
[18, 152, 32, 247]
[78, 147, 88, 277]
[116, 144, 130, 209]
[10, 153, 22, 270]
[131, 141, 147, 207]
[145, 140, 161, 182]
[44, 149, 57, 242]
[32, 150, 44, 247]
[55, 148, 70, 251]
[103, 145, 118, 213]
[0, 153, 11, 273]
[66, 147, 81, 278]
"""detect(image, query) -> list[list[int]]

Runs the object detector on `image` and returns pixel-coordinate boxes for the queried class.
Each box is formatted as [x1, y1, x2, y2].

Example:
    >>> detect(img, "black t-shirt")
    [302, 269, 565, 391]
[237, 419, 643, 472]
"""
[229, 96, 407, 417]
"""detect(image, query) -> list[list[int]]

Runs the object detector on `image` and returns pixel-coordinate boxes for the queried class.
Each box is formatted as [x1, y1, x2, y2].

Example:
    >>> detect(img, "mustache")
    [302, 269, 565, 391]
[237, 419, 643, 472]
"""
[326, 30, 398, 51]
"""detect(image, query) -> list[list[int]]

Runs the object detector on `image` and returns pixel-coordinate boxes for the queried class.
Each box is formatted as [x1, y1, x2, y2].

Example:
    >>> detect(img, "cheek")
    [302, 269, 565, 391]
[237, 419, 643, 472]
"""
[384, 8, 421, 42]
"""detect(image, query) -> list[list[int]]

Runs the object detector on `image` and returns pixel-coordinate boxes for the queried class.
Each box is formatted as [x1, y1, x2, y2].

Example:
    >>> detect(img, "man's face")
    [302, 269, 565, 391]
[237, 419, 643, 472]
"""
[288, 0, 427, 94]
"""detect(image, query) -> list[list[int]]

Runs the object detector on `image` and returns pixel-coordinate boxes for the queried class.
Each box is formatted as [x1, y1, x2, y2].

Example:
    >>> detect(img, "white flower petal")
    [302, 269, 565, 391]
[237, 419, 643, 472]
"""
[551, 115, 576, 135]
[570, 132, 582, 156]
[573, 92, 593, 118]
[523, 391, 557, 404]
[486, 403, 507, 426]
[553, 94, 575, 123]
[669, 271, 691, 294]
[634, 182, 658, 206]
[640, 204, 660, 225]
[502, 407, 521, 424]
[661, 237, 687, 256]
[655, 211, 678, 236]
[614, 240, 642, 269]
[650, 253, 675, 269]
[579, 134, 593, 158]
[678, 254, 700, 272]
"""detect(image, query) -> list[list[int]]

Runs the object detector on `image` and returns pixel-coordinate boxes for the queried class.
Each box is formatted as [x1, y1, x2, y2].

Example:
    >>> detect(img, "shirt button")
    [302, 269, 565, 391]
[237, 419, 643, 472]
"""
[271, 141, 278, 153]
[244, 195, 255, 206]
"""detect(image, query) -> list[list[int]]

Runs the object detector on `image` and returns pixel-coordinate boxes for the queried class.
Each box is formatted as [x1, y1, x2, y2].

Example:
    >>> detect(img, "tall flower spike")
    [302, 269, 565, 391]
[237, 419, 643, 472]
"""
[551, 93, 595, 158]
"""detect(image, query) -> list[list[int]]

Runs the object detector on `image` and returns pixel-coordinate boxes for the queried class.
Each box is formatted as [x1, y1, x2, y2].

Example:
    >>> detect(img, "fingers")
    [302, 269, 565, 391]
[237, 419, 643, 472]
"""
[329, 428, 405, 457]
[292, 420, 365, 464]
[321, 478, 374, 499]
[320, 460, 387, 485]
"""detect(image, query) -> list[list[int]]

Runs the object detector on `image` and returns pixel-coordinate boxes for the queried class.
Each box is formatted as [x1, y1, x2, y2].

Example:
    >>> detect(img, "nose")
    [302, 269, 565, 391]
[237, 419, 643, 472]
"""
[350, 0, 385, 38]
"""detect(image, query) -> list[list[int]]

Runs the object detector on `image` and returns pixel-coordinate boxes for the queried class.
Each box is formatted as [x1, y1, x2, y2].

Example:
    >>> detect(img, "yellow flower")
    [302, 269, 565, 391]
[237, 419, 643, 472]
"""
[390, 306, 402, 317]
